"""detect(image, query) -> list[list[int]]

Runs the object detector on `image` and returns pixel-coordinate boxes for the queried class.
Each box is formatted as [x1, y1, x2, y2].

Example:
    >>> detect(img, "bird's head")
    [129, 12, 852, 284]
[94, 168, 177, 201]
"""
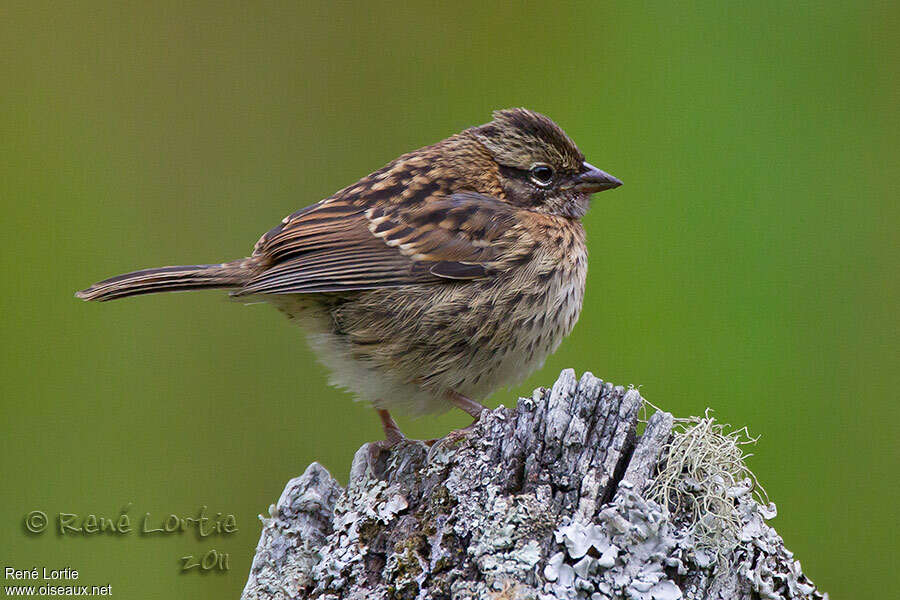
[469, 108, 621, 218]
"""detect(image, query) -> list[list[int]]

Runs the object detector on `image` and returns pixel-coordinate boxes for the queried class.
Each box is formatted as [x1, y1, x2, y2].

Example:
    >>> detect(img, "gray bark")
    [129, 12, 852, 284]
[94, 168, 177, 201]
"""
[240, 370, 826, 600]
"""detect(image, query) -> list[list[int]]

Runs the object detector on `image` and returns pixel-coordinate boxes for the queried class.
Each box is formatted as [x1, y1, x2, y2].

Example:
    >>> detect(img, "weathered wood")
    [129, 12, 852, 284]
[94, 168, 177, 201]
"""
[241, 370, 826, 600]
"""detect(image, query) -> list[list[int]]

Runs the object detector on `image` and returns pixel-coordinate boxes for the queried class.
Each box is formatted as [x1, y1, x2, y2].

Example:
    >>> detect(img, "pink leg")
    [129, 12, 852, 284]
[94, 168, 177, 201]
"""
[376, 393, 486, 450]
[421, 391, 487, 449]
[447, 391, 488, 419]
[376, 408, 405, 446]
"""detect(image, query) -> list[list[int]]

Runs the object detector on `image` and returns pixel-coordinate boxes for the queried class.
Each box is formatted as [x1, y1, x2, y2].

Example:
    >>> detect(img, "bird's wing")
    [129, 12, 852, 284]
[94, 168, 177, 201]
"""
[233, 192, 528, 296]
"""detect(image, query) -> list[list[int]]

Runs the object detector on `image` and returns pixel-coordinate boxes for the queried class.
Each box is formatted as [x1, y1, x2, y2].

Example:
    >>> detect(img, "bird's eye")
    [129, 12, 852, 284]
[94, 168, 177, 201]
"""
[529, 164, 554, 187]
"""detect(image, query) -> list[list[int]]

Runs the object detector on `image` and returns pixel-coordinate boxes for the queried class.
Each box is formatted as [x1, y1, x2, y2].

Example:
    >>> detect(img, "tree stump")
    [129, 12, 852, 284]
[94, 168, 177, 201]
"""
[240, 370, 826, 599]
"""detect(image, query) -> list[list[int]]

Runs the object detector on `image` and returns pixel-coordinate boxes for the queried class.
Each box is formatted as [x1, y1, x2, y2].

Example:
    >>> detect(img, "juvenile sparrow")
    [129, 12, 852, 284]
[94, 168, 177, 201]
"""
[77, 108, 622, 443]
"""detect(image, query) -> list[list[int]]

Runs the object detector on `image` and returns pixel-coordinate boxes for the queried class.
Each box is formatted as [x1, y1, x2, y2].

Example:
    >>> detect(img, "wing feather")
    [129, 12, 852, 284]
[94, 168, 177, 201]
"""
[233, 192, 525, 296]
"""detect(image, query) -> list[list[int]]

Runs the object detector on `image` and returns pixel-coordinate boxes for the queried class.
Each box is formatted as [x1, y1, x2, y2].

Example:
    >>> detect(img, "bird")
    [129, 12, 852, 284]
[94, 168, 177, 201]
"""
[76, 108, 622, 445]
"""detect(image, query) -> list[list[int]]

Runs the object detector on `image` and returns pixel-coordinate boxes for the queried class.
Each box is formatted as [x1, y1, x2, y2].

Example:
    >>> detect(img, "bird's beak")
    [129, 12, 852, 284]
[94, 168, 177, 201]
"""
[573, 162, 622, 193]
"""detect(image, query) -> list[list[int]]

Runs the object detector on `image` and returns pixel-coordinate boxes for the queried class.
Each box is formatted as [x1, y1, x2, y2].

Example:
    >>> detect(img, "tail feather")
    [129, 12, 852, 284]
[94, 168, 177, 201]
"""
[76, 260, 250, 302]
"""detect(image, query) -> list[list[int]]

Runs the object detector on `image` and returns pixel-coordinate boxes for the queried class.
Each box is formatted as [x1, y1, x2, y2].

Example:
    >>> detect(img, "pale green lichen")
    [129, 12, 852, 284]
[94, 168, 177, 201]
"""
[544, 486, 683, 600]
[646, 409, 769, 562]
[243, 372, 822, 600]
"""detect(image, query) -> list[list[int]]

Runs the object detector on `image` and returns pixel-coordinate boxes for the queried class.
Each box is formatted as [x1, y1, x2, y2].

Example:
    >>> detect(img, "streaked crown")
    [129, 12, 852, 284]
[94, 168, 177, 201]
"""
[471, 108, 585, 173]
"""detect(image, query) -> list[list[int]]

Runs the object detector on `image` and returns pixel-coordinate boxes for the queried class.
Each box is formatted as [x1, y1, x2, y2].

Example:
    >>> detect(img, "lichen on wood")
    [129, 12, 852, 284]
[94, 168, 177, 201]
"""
[241, 370, 826, 600]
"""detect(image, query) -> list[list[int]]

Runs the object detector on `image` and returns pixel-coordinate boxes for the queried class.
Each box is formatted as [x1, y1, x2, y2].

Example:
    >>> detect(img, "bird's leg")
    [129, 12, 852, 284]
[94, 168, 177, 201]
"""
[447, 391, 488, 420]
[424, 391, 488, 448]
[376, 408, 406, 446]
[378, 393, 488, 453]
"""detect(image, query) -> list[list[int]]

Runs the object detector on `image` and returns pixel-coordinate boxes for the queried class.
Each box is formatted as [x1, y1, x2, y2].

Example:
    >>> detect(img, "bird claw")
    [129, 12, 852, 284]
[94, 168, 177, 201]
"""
[374, 403, 482, 462]
[424, 420, 480, 460]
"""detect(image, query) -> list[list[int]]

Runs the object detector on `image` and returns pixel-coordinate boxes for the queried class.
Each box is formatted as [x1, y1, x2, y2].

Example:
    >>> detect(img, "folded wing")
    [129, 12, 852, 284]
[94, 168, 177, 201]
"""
[232, 192, 526, 296]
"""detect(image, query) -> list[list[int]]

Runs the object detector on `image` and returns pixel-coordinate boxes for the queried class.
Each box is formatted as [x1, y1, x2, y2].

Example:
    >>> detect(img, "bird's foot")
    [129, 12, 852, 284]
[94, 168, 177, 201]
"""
[368, 409, 408, 462]
[424, 419, 481, 464]
[376, 408, 406, 446]
[425, 421, 478, 445]
[373, 394, 486, 459]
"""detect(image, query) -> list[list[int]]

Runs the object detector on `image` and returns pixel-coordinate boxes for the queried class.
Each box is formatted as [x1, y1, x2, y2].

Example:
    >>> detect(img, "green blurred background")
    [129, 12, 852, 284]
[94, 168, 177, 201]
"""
[2, 1, 897, 597]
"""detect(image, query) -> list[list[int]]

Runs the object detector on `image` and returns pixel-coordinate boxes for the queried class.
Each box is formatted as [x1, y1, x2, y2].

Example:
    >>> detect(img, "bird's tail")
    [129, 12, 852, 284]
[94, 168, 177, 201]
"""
[75, 259, 252, 302]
